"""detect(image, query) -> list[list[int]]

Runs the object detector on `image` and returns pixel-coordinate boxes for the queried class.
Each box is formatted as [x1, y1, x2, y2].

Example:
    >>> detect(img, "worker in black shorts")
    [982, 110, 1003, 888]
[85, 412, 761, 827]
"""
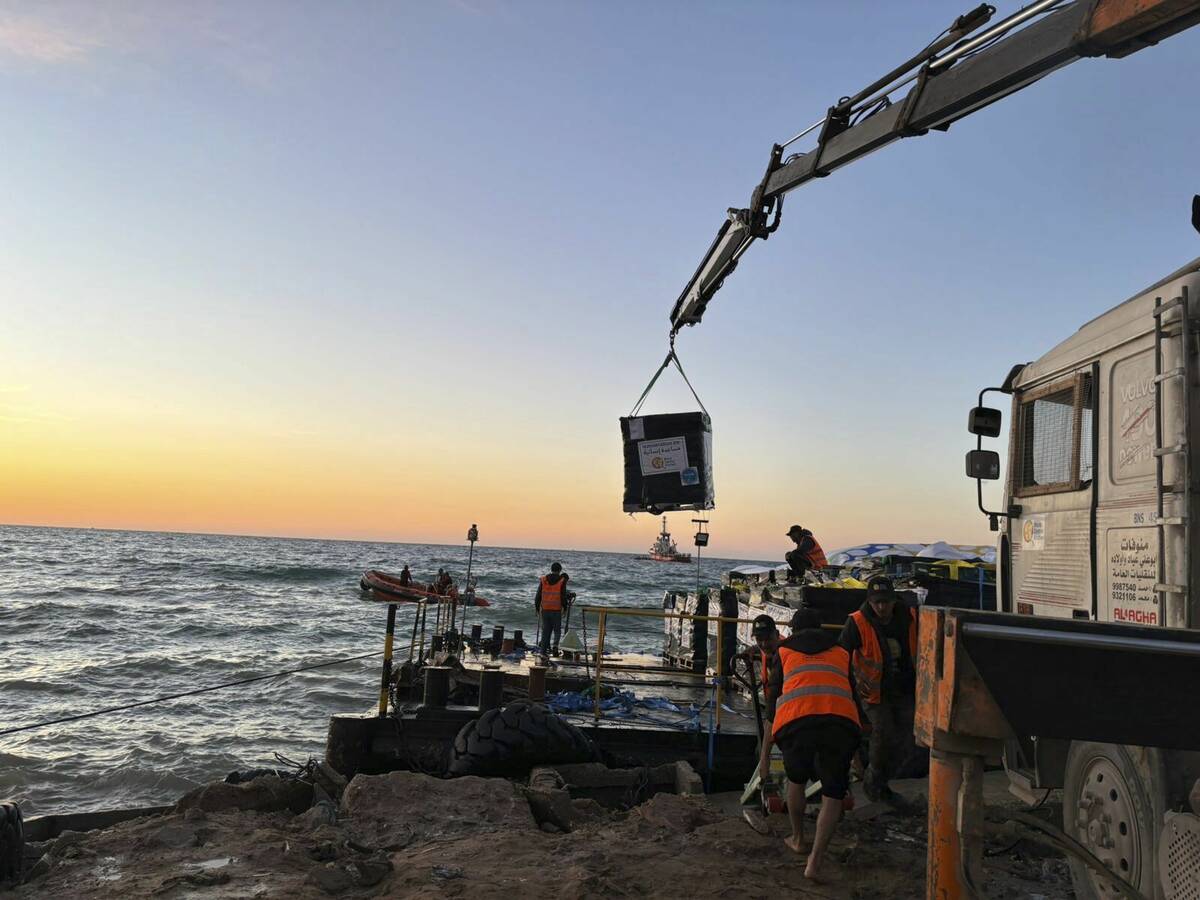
[760, 608, 863, 881]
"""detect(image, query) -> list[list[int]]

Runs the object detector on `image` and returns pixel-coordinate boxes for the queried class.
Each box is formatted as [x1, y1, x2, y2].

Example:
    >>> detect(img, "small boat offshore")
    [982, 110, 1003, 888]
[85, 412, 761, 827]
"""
[360, 569, 491, 606]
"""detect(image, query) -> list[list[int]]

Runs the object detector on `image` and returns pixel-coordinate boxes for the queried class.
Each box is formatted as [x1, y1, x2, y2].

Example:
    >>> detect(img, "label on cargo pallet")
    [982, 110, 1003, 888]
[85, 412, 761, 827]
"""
[638, 436, 690, 476]
[680, 467, 699, 486]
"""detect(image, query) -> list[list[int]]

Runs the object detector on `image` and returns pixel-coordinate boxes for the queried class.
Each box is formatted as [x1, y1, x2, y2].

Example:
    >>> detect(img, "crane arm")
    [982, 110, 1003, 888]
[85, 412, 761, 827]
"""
[670, 0, 1200, 333]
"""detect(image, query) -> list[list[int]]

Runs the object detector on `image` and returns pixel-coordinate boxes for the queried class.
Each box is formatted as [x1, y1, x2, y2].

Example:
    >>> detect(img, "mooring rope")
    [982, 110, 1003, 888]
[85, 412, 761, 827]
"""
[0, 650, 382, 738]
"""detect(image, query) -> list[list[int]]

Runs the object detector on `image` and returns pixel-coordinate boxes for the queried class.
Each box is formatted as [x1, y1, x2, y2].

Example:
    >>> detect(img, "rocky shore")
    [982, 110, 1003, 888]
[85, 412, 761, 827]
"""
[10, 765, 1073, 899]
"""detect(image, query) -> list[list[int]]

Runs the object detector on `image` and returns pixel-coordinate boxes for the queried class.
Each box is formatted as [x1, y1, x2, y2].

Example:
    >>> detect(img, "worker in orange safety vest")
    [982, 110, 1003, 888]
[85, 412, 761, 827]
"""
[760, 608, 863, 881]
[839, 574, 918, 804]
[534, 562, 570, 657]
[785, 524, 828, 581]
[749, 614, 783, 703]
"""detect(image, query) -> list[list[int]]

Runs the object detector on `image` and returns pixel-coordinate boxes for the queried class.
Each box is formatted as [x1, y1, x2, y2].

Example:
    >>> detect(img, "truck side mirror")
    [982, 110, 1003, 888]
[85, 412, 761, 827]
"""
[968, 406, 1002, 438]
[966, 449, 1001, 480]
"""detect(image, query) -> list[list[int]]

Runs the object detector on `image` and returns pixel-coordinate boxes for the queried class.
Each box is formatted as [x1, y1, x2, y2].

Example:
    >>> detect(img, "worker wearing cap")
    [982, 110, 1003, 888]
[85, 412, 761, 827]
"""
[785, 525, 828, 581]
[760, 608, 862, 880]
[749, 614, 783, 703]
[839, 574, 918, 804]
[534, 562, 570, 657]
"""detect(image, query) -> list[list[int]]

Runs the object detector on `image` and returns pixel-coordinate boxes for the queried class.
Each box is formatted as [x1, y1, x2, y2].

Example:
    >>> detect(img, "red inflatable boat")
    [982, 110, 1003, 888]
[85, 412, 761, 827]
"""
[360, 569, 491, 606]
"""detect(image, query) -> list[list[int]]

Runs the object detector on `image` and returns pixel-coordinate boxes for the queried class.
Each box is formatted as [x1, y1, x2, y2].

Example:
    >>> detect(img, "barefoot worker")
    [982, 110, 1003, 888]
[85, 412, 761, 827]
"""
[760, 608, 862, 879]
[534, 562, 570, 657]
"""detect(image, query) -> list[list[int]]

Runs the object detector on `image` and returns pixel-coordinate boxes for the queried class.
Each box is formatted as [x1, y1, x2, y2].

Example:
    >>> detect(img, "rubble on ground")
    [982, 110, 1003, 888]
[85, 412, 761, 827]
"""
[11, 767, 1073, 899]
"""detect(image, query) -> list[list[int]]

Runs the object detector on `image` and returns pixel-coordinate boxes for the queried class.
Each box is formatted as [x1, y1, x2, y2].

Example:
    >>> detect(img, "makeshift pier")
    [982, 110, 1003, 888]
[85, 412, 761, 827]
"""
[326, 594, 764, 791]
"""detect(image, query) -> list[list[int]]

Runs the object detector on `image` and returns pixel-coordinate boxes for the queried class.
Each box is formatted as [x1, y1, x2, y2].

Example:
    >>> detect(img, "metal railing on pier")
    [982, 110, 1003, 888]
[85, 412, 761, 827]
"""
[577, 604, 760, 728]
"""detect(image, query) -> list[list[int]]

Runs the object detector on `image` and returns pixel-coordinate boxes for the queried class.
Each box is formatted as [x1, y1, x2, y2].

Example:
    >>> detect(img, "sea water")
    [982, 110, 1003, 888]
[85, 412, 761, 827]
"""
[0, 524, 766, 815]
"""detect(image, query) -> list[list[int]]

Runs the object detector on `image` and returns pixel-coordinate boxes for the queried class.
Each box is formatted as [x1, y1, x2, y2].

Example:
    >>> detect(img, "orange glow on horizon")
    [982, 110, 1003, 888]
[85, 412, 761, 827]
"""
[1, 385, 995, 558]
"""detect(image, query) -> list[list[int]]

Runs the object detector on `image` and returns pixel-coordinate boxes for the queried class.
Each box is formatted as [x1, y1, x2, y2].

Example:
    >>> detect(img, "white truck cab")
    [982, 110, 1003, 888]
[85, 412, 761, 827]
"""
[969, 257, 1200, 899]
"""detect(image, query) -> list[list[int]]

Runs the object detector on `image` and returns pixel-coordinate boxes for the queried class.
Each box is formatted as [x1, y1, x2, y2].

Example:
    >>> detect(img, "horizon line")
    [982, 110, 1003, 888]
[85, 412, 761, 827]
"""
[0, 521, 780, 565]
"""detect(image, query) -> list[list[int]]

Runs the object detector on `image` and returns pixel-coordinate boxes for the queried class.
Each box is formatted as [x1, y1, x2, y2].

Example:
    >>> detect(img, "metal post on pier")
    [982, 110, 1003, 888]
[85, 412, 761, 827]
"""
[593, 610, 607, 721]
[715, 614, 723, 729]
[417, 600, 428, 663]
[408, 603, 420, 662]
[378, 603, 397, 717]
[692, 518, 708, 596]
[461, 524, 478, 635]
[692, 519, 715, 725]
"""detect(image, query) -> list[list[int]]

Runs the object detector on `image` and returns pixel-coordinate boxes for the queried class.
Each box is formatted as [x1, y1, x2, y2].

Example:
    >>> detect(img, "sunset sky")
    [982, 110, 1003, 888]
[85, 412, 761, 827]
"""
[2, 1, 1198, 558]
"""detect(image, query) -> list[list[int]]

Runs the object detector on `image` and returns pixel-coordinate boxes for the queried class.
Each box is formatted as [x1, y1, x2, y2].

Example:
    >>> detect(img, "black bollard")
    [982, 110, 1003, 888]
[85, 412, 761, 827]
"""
[378, 603, 397, 717]
[470, 623, 483, 645]
[513, 629, 524, 648]
[490, 625, 505, 658]
[423, 666, 451, 708]
[478, 666, 503, 712]
[431, 634, 444, 654]
[528, 665, 547, 701]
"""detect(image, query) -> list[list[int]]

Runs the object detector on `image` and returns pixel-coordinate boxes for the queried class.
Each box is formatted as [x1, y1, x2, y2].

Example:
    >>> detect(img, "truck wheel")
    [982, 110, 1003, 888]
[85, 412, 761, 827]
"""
[1062, 741, 1163, 900]
[0, 801, 24, 887]
[447, 700, 598, 777]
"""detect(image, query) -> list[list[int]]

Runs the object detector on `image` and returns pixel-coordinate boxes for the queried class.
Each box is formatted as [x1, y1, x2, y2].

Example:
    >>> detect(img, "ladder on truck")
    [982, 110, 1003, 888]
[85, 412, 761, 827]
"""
[1152, 286, 1194, 628]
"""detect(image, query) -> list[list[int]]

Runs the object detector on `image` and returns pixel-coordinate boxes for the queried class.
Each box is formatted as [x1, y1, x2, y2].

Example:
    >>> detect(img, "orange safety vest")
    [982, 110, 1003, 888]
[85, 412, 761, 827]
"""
[540, 576, 564, 612]
[848, 608, 917, 706]
[804, 536, 828, 570]
[772, 645, 860, 736]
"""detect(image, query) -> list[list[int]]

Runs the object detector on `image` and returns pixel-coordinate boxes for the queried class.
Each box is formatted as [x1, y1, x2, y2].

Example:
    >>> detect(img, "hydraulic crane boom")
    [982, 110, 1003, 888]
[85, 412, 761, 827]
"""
[669, 0, 1200, 333]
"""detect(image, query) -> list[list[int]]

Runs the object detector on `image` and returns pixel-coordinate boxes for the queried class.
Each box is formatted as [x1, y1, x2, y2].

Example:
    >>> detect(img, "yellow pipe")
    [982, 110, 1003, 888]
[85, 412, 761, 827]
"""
[575, 604, 839, 631]
[377, 633, 394, 716]
[378, 604, 397, 717]
[715, 616, 723, 729]
[578, 605, 757, 624]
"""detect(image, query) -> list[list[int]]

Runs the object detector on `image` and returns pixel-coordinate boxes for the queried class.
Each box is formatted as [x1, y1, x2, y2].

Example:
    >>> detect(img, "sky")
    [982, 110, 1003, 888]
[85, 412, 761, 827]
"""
[1, 1, 1198, 559]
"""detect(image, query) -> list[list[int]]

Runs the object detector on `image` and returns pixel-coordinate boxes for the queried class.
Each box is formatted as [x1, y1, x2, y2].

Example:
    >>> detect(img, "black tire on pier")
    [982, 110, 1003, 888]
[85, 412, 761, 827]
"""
[447, 700, 598, 777]
[0, 801, 24, 887]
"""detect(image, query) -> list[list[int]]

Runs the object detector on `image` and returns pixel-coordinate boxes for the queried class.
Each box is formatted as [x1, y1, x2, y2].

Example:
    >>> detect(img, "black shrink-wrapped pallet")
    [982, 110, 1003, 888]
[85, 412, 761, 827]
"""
[619, 412, 714, 513]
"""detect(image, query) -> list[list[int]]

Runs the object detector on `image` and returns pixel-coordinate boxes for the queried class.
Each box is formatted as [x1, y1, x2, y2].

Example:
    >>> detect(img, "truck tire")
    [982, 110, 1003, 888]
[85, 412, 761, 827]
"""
[448, 700, 598, 777]
[1062, 741, 1164, 900]
[0, 801, 24, 887]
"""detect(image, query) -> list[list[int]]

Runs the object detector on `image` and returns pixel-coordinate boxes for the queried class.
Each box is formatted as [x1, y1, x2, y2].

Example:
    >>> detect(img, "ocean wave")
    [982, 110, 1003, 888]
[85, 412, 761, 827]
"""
[298, 688, 364, 706]
[0, 678, 76, 695]
[0, 751, 38, 766]
[70, 654, 256, 683]
[84, 765, 200, 795]
[2, 529, 749, 814]
[62, 621, 118, 639]
[49, 584, 154, 598]
[201, 563, 355, 584]
[160, 621, 290, 639]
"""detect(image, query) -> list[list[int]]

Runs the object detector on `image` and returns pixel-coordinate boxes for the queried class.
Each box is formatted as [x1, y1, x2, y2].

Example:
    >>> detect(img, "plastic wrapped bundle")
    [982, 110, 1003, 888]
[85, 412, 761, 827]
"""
[620, 412, 714, 513]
